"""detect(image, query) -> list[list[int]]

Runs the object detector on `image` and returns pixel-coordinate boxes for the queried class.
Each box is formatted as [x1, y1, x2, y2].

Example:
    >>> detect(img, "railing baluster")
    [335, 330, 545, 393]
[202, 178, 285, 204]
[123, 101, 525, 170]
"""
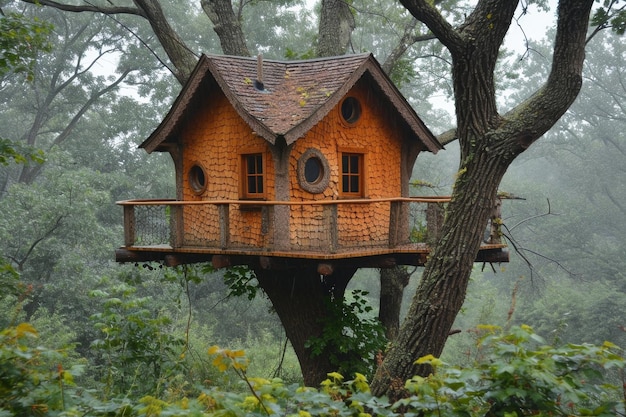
[426, 202, 444, 245]
[169, 204, 183, 248]
[218, 204, 230, 249]
[488, 197, 503, 244]
[123, 204, 136, 247]
[388, 200, 402, 248]
[323, 204, 338, 253]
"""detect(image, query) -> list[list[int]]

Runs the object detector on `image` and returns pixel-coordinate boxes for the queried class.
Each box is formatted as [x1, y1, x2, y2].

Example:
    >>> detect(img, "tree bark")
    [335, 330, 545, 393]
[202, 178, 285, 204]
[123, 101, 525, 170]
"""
[316, 0, 355, 57]
[379, 266, 411, 341]
[201, 0, 250, 57]
[254, 266, 357, 386]
[371, 0, 594, 398]
[133, 0, 198, 83]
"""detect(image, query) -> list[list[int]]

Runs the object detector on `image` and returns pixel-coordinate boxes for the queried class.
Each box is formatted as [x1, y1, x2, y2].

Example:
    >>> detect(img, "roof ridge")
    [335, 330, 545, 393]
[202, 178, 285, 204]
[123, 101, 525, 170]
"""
[204, 52, 372, 65]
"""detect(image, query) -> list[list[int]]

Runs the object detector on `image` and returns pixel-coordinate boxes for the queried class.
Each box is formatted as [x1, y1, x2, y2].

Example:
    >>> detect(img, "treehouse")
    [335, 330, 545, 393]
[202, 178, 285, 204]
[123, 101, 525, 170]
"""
[115, 53, 508, 272]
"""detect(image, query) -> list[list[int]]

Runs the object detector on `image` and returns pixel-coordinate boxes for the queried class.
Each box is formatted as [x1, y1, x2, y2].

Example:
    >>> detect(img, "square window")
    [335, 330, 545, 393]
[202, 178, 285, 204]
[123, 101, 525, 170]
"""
[241, 153, 265, 199]
[340, 152, 363, 196]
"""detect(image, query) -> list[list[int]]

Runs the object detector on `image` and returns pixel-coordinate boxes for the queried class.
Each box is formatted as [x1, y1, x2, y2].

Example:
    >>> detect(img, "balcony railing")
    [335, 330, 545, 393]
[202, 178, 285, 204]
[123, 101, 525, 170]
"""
[117, 197, 506, 260]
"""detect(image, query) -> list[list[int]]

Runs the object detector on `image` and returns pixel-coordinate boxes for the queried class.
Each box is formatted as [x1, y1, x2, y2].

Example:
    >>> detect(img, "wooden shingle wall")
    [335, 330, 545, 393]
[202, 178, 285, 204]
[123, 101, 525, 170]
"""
[180, 90, 275, 249]
[289, 80, 403, 250]
[175, 78, 406, 253]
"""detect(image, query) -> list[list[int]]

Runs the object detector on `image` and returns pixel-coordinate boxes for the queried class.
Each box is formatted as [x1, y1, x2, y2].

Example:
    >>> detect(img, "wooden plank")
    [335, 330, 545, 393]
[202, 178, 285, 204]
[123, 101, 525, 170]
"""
[117, 196, 453, 206]
[218, 204, 230, 249]
[388, 200, 402, 248]
[169, 205, 183, 248]
[123, 205, 136, 247]
[324, 204, 338, 253]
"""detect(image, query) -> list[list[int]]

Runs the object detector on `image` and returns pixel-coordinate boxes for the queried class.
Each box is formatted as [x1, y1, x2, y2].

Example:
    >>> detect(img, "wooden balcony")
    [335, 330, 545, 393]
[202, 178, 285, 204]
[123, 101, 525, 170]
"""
[115, 197, 508, 272]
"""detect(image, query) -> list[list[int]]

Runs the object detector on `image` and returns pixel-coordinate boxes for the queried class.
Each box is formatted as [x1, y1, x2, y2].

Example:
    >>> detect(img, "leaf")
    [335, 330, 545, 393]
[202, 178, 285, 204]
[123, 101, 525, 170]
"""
[415, 354, 443, 367]
[15, 322, 38, 338]
[327, 371, 344, 382]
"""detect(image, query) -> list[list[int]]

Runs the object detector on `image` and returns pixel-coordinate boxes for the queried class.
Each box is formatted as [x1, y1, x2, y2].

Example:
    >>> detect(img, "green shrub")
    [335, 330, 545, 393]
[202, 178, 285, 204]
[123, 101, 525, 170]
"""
[305, 289, 387, 377]
[1, 324, 624, 416]
[0, 323, 83, 416]
[89, 283, 187, 398]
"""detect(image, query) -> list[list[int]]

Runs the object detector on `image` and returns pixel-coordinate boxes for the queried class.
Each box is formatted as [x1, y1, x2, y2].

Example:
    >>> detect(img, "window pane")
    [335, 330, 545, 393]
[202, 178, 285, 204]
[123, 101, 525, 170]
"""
[350, 176, 359, 192]
[342, 176, 349, 192]
[256, 155, 263, 173]
[350, 155, 359, 173]
[256, 177, 263, 193]
[342, 155, 349, 173]
[304, 157, 322, 183]
[248, 176, 257, 193]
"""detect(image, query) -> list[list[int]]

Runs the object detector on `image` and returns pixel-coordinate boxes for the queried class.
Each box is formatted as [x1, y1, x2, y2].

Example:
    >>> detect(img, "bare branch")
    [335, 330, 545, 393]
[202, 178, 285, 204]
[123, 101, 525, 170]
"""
[501, 200, 577, 281]
[508, 198, 558, 232]
[11, 215, 64, 271]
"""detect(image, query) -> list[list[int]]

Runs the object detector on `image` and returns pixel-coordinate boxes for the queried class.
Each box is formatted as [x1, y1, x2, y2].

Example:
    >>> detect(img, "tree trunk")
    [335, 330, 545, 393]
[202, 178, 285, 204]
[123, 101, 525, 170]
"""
[379, 266, 411, 341]
[254, 266, 356, 386]
[133, 0, 198, 83]
[371, 150, 509, 398]
[316, 0, 355, 57]
[371, 0, 593, 398]
[201, 0, 250, 57]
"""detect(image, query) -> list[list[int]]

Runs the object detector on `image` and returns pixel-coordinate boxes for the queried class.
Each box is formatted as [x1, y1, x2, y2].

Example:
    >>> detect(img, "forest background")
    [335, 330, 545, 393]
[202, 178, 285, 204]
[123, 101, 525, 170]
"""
[0, 0, 625, 410]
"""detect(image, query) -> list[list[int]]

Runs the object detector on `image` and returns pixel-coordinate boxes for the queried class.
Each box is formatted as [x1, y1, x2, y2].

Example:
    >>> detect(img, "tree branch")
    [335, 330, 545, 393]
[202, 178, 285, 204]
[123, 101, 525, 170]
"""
[11, 215, 64, 271]
[501, 0, 594, 152]
[398, 0, 464, 52]
[436, 128, 457, 145]
[20, 0, 145, 17]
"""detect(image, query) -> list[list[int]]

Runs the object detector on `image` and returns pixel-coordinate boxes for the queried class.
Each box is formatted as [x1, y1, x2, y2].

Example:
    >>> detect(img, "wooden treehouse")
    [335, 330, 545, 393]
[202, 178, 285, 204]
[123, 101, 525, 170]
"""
[115, 53, 508, 273]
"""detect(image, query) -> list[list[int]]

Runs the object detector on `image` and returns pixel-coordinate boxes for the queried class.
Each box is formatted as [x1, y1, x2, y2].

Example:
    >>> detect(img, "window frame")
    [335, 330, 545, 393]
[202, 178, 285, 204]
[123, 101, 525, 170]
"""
[339, 149, 366, 198]
[339, 96, 362, 126]
[188, 163, 208, 195]
[240, 151, 267, 200]
[297, 148, 330, 194]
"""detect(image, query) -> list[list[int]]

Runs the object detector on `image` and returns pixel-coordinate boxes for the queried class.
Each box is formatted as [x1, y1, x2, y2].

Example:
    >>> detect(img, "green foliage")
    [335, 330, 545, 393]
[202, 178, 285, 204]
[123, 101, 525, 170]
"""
[305, 290, 387, 377]
[220, 265, 259, 300]
[0, 257, 20, 302]
[89, 283, 187, 397]
[592, 0, 626, 34]
[400, 325, 626, 416]
[1, 323, 624, 416]
[0, 323, 84, 416]
[0, 138, 44, 166]
[0, 12, 52, 81]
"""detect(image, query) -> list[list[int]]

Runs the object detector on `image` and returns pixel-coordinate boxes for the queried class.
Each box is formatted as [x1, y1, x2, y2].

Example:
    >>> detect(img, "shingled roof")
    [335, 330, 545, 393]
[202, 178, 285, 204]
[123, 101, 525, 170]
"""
[140, 53, 441, 153]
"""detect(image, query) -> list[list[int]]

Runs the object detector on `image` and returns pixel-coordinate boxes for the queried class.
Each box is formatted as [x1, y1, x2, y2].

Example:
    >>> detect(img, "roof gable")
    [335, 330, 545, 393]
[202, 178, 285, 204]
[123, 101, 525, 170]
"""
[140, 53, 442, 153]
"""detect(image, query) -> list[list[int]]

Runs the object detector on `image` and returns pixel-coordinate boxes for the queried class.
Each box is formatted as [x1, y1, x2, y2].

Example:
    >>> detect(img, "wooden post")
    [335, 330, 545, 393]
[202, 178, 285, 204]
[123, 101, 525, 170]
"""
[388, 200, 402, 248]
[323, 203, 338, 253]
[123, 204, 136, 247]
[426, 202, 444, 245]
[488, 197, 503, 244]
[218, 204, 230, 249]
[169, 204, 183, 248]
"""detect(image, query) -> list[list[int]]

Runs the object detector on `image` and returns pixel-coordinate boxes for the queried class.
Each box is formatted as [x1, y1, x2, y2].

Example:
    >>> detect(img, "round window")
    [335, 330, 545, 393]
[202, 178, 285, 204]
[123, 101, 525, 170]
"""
[298, 149, 330, 194]
[189, 164, 207, 194]
[304, 156, 323, 184]
[340, 97, 361, 124]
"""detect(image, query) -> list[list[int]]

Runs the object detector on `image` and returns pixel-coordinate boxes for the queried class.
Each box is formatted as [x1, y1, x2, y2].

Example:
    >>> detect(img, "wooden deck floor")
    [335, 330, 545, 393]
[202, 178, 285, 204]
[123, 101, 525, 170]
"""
[115, 242, 509, 270]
